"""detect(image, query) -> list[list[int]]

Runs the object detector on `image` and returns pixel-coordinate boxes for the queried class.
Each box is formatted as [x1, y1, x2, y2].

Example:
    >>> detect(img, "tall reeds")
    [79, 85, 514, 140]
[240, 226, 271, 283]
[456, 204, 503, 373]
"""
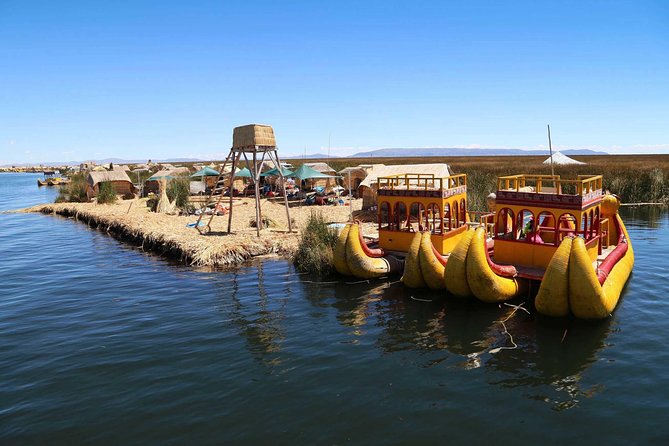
[96, 181, 117, 204]
[293, 212, 338, 276]
[55, 172, 88, 203]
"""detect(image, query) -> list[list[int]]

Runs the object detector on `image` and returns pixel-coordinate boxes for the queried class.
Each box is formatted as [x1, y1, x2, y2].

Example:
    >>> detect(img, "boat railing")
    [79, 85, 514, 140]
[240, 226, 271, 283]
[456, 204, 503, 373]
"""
[497, 174, 603, 196]
[378, 173, 467, 191]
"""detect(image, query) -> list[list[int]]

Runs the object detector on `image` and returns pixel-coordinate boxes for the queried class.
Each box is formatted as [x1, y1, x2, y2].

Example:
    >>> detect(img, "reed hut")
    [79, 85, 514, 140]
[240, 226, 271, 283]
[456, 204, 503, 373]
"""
[339, 164, 381, 195]
[358, 163, 452, 209]
[86, 171, 135, 200]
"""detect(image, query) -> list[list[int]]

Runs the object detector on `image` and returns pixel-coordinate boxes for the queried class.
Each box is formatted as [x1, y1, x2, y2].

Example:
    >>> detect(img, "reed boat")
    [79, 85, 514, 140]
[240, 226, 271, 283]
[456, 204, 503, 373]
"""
[446, 174, 633, 319]
[334, 173, 472, 283]
[37, 171, 68, 186]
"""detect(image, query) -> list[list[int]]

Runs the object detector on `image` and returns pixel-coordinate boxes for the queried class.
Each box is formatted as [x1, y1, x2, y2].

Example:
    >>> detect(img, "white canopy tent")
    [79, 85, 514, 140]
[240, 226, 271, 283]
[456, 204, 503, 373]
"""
[543, 152, 586, 166]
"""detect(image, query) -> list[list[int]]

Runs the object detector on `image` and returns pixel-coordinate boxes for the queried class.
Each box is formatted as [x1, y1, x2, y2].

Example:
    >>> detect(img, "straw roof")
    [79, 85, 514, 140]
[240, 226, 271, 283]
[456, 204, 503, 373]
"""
[359, 163, 451, 189]
[112, 164, 130, 172]
[232, 124, 276, 148]
[543, 152, 586, 165]
[147, 167, 190, 181]
[87, 170, 133, 187]
[304, 162, 336, 174]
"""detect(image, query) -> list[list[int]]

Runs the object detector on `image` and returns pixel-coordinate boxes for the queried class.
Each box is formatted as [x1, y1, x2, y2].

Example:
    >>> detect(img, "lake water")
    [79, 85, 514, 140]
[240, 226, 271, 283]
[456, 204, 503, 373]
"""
[1, 172, 668, 444]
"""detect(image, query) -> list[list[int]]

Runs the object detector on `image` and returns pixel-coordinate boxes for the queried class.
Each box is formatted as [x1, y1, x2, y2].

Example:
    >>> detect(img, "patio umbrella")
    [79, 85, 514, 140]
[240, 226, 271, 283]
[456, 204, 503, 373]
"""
[234, 167, 253, 178]
[260, 166, 294, 177]
[292, 164, 339, 181]
[190, 166, 220, 178]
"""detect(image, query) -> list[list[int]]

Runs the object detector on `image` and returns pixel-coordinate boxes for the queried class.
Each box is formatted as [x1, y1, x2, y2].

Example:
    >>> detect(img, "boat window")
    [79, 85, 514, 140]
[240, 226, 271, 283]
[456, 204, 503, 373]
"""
[589, 209, 595, 239]
[496, 208, 514, 239]
[379, 201, 391, 230]
[408, 202, 426, 231]
[460, 199, 466, 226]
[536, 211, 556, 245]
[453, 201, 460, 228]
[444, 203, 451, 231]
[516, 209, 535, 241]
[394, 202, 408, 231]
[558, 213, 577, 241]
[581, 213, 588, 239]
[427, 203, 441, 234]
[593, 207, 600, 237]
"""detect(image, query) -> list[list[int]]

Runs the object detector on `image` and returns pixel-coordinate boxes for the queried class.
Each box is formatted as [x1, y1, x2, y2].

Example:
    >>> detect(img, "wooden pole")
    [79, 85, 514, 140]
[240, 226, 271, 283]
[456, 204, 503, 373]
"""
[272, 149, 293, 233]
[252, 150, 262, 236]
[547, 124, 555, 178]
[227, 150, 239, 233]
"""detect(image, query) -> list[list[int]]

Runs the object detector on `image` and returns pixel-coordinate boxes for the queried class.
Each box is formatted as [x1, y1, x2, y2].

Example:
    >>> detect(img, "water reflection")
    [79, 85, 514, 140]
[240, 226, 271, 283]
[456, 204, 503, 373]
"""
[316, 278, 613, 410]
[216, 262, 288, 367]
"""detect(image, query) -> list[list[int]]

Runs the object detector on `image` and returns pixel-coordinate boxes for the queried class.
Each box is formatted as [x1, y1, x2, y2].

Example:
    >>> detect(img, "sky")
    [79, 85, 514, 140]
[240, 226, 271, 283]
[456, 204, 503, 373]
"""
[0, 0, 668, 164]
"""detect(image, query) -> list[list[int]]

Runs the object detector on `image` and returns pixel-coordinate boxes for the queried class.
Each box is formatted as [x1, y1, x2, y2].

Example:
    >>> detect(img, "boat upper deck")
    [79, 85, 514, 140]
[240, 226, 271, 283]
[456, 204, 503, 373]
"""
[377, 173, 467, 199]
[496, 174, 603, 211]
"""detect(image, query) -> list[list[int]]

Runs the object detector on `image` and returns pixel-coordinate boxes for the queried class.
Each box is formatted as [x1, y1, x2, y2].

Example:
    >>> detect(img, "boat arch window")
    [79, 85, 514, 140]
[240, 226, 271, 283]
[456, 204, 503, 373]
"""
[452, 201, 460, 228]
[558, 213, 577, 241]
[427, 203, 441, 234]
[516, 209, 535, 240]
[496, 208, 514, 239]
[589, 209, 595, 239]
[408, 202, 426, 231]
[444, 203, 451, 231]
[581, 213, 588, 239]
[593, 207, 600, 237]
[379, 201, 391, 230]
[394, 202, 407, 231]
[460, 199, 467, 226]
[536, 211, 556, 245]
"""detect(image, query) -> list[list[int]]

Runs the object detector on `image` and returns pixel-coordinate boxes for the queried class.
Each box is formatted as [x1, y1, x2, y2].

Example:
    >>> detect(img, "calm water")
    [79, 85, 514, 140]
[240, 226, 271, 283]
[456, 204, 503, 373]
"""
[1, 172, 668, 444]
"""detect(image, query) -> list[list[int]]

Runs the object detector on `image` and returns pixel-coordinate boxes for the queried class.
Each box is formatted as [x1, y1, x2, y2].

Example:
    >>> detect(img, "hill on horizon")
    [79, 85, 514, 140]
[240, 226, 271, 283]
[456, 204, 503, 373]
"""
[349, 148, 607, 158]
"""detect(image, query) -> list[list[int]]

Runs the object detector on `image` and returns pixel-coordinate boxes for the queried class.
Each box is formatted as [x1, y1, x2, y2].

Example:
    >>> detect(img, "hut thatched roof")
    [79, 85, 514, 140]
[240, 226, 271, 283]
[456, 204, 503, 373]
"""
[232, 124, 276, 148]
[87, 170, 133, 187]
[304, 162, 336, 174]
[543, 152, 586, 165]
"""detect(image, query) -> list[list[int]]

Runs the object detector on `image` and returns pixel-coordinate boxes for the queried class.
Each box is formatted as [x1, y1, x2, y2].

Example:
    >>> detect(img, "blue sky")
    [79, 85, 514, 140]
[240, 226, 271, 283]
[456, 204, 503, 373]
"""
[1, 0, 668, 164]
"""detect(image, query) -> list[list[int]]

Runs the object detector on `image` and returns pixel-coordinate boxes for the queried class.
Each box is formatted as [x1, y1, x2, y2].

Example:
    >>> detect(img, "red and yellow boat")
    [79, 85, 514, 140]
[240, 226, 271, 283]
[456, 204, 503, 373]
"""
[445, 174, 634, 319]
[333, 172, 633, 319]
[334, 173, 471, 284]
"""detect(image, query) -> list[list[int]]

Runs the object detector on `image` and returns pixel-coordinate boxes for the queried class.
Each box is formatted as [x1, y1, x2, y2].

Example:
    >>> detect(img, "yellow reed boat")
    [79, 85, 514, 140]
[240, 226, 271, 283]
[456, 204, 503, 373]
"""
[334, 173, 471, 283]
[446, 174, 633, 319]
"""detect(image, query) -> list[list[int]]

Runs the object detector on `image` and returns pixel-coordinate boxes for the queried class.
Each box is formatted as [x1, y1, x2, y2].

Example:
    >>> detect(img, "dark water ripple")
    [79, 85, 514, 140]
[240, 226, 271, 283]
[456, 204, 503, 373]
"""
[1, 173, 669, 445]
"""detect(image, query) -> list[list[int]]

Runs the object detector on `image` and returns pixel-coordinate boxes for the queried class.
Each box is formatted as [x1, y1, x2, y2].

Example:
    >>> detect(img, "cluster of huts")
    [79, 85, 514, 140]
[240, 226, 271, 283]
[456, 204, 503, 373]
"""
[80, 157, 465, 210]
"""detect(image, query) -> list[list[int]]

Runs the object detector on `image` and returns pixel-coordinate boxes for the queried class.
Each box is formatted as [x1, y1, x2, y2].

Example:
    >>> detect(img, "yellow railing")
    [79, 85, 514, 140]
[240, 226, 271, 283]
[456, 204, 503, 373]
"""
[497, 174, 603, 196]
[378, 173, 467, 191]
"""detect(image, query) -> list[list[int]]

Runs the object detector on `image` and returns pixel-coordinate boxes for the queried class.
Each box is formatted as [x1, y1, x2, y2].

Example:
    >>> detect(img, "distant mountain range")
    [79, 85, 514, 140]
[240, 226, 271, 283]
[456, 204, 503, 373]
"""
[348, 148, 607, 158]
[283, 153, 337, 159]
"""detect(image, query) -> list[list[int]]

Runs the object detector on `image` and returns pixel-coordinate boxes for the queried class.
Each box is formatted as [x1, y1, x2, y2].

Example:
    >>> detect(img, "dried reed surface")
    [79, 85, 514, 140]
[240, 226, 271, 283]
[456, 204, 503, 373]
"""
[29, 197, 367, 267]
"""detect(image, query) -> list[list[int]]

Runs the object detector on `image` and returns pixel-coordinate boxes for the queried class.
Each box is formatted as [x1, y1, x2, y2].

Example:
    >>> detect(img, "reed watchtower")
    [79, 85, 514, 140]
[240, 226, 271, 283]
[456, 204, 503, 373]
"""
[196, 124, 292, 236]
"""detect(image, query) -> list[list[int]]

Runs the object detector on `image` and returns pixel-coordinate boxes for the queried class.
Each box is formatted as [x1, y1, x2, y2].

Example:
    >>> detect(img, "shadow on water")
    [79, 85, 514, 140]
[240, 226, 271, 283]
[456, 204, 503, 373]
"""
[300, 276, 614, 411]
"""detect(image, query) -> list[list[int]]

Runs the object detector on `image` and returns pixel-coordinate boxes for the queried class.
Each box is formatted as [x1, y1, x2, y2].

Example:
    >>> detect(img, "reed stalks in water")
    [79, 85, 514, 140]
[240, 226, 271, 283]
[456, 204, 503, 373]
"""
[293, 211, 338, 276]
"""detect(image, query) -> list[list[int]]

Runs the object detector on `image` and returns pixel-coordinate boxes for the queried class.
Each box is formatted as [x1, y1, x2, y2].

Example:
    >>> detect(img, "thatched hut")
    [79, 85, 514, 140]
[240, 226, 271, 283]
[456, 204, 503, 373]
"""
[86, 171, 135, 200]
[339, 164, 381, 196]
[358, 163, 452, 209]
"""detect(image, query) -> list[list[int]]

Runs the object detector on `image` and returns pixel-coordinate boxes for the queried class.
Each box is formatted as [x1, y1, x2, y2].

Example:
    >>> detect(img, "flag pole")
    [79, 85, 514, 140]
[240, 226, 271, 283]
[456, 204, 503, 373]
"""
[547, 124, 555, 177]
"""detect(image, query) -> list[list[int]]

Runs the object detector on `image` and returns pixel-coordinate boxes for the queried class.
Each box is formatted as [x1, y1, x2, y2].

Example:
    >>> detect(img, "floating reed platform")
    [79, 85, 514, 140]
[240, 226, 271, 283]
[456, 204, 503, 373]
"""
[23, 198, 367, 268]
